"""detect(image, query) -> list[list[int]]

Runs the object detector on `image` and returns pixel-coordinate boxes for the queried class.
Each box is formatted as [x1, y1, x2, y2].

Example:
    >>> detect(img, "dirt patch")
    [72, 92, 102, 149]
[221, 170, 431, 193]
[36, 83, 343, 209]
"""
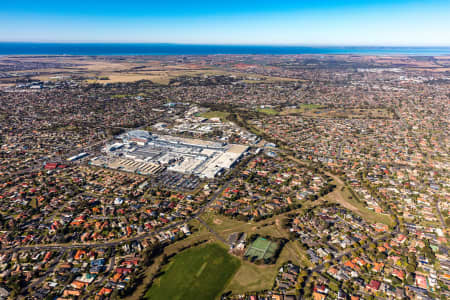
[327, 190, 360, 212]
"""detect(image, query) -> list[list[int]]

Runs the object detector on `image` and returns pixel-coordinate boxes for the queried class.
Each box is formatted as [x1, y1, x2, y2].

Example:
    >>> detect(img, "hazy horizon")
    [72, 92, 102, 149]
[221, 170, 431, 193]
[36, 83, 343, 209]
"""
[2, 42, 450, 47]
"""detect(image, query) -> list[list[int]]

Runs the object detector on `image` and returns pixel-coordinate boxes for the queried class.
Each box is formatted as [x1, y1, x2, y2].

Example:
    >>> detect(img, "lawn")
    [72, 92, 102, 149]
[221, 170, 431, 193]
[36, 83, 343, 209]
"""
[281, 104, 325, 115]
[124, 221, 214, 300]
[280, 241, 313, 268]
[203, 212, 289, 242]
[286, 106, 394, 119]
[226, 240, 307, 293]
[257, 108, 279, 115]
[225, 260, 278, 293]
[198, 111, 230, 120]
[145, 243, 240, 300]
[299, 104, 324, 109]
[29, 198, 38, 209]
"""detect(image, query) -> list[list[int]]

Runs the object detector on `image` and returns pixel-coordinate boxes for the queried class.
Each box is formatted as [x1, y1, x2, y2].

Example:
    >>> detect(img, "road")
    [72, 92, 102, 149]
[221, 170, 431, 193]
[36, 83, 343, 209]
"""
[2, 113, 409, 298]
[96, 247, 116, 288]
[280, 150, 401, 298]
[22, 250, 65, 294]
[3, 134, 109, 178]
[435, 200, 446, 228]
[301, 227, 398, 300]
[1, 126, 252, 254]
[197, 217, 228, 245]
[0, 165, 234, 253]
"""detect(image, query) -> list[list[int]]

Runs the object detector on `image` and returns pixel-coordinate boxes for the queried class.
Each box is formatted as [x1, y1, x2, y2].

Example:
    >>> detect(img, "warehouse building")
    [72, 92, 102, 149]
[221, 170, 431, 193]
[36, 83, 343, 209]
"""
[95, 131, 248, 178]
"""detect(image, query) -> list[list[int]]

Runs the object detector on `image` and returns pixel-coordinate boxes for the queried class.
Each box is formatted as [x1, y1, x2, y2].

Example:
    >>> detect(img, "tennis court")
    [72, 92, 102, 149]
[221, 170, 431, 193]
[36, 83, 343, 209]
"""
[244, 237, 278, 260]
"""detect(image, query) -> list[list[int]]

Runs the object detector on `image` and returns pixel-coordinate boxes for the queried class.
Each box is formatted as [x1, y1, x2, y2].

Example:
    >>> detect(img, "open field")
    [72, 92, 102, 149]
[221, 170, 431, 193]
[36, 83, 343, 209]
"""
[203, 211, 291, 241]
[0, 55, 297, 85]
[321, 169, 394, 226]
[87, 73, 172, 85]
[305, 108, 393, 119]
[145, 243, 240, 300]
[279, 241, 313, 268]
[285, 155, 394, 226]
[194, 212, 314, 294]
[281, 105, 394, 119]
[225, 259, 278, 293]
[34, 67, 297, 85]
[0, 83, 14, 89]
[124, 220, 214, 300]
[325, 185, 393, 226]
[257, 107, 279, 115]
[198, 111, 230, 120]
[130, 214, 302, 300]
[226, 239, 311, 294]
[281, 104, 325, 115]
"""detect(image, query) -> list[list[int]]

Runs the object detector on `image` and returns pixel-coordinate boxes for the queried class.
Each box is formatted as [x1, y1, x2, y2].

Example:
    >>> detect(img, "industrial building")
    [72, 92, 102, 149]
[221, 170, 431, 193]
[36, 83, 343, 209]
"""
[91, 131, 248, 178]
[67, 152, 88, 162]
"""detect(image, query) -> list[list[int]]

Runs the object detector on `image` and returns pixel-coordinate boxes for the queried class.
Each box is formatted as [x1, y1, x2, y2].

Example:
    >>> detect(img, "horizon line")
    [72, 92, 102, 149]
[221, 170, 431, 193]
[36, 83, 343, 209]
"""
[1, 41, 450, 48]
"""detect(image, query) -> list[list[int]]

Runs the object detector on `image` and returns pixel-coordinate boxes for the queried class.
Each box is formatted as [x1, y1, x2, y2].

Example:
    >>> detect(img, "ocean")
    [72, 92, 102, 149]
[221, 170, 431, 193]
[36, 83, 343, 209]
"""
[0, 43, 450, 56]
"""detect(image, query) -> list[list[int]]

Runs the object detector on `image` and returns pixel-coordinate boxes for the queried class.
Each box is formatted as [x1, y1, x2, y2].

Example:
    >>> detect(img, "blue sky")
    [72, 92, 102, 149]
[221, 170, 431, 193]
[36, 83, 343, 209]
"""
[1, 0, 450, 45]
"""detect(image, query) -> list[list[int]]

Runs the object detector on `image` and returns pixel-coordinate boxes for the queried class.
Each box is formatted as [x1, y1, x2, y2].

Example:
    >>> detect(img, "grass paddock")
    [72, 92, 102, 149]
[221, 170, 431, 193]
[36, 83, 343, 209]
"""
[145, 243, 240, 300]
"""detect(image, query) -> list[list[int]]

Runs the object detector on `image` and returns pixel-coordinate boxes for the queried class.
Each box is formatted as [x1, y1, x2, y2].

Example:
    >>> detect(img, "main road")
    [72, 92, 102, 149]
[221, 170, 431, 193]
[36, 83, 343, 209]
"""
[0, 164, 234, 253]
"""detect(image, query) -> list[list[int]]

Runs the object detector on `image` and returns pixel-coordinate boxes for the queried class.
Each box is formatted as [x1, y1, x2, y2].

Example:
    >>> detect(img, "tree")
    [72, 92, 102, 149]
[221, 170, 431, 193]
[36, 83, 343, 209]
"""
[161, 254, 169, 265]
[422, 242, 436, 263]
[303, 284, 313, 297]
[111, 289, 120, 299]
[406, 274, 414, 285]
[376, 252, 387, 261]
[406, 263, 416, 273]
[391, 276, 401, 286]
[281, 218, 291, 229]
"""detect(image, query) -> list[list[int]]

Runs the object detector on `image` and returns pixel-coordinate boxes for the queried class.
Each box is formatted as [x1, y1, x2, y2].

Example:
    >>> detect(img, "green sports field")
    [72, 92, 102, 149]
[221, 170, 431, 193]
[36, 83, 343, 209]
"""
[145, 243, 241, 300]
[198, 110, 230, 120]
[245, 237, 278, 260]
